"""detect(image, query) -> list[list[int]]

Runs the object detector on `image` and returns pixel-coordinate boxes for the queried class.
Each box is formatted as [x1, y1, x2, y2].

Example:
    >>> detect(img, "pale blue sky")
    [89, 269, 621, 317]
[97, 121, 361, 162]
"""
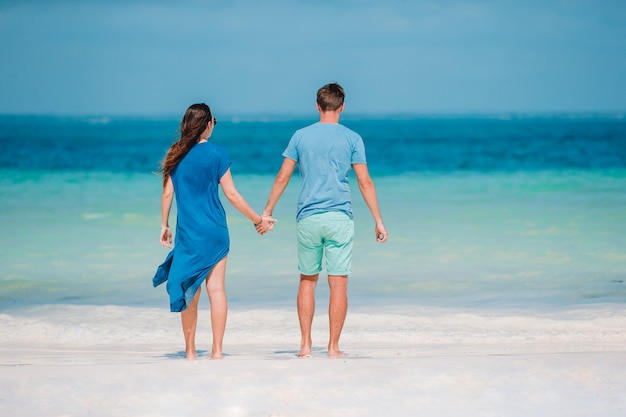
[1, 0, 624, 116]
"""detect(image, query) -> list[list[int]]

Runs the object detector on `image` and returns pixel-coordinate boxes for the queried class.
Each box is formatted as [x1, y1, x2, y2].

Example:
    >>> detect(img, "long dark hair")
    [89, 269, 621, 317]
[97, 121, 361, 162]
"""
[160, 103, 213, 186]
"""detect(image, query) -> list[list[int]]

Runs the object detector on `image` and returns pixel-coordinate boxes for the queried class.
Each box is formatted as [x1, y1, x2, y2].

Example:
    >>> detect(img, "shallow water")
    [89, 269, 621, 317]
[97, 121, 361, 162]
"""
[2, 167, 624, 311]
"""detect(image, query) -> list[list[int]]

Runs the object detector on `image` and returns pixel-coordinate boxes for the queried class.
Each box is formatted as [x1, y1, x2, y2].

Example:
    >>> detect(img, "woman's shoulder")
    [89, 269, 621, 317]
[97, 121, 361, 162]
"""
[184, 143, 229, 167]
[197, 141, 228, 154]
[206, 142, 230, 163]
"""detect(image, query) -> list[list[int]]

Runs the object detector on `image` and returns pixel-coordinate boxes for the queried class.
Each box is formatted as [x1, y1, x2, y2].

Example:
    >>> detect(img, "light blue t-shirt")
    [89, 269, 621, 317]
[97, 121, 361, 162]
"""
[283, 122, 367, 221]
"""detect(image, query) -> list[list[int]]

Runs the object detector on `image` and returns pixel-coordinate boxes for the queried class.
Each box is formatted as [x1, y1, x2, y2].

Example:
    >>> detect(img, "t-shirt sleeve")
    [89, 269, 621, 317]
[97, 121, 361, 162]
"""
[282, 132, 299, 162]
[351, 134, 367, 164]
[218, 147, 232, 178]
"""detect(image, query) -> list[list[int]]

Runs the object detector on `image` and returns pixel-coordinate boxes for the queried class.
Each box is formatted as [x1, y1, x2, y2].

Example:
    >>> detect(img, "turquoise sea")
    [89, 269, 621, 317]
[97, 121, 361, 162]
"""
[1, 114, 625, 312]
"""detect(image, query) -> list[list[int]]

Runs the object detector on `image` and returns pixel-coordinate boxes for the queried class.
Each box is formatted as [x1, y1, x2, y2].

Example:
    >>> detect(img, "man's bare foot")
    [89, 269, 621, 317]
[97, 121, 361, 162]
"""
[297, 345, 312, 358]
[328, 350, 348, 359]
[185, 351, 198, 360]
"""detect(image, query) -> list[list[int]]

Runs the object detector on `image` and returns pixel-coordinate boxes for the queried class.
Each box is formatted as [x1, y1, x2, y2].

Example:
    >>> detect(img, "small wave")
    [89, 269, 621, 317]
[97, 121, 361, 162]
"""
[82, 212, 111, 220]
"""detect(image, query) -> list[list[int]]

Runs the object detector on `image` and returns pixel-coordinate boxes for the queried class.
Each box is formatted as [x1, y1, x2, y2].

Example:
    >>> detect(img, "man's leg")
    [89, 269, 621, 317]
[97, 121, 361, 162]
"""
[297, 273, 319, 357]
[206, 256, 228, 359]
[181, 287, 202, 360]
[328, 274, 348, 358]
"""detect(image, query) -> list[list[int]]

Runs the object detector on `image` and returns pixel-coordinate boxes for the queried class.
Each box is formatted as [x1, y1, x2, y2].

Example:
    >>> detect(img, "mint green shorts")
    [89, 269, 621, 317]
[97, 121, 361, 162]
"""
[297, 211, 354, 276]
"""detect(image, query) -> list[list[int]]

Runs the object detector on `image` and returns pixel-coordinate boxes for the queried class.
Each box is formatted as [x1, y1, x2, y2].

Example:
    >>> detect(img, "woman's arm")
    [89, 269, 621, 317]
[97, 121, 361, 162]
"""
[160, 176, 175, 248]
[220, 168, 275, 232]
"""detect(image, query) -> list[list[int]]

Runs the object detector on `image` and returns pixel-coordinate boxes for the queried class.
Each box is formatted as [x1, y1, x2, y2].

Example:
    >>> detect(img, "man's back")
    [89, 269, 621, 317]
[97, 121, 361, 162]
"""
[283, 122, 367, 221]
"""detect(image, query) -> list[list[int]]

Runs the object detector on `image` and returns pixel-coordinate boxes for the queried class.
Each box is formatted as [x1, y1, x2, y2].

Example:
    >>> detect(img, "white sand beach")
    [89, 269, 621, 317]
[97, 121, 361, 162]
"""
[1, 304, 625, 417]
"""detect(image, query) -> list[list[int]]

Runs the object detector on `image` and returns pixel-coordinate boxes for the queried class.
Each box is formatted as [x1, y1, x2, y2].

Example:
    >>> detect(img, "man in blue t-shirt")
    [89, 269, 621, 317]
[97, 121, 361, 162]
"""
[262, 83, 388, 358]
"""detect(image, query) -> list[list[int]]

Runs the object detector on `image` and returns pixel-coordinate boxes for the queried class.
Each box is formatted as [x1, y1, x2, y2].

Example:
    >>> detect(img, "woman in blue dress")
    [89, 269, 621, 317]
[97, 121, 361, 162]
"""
[153, 103, 274, 360]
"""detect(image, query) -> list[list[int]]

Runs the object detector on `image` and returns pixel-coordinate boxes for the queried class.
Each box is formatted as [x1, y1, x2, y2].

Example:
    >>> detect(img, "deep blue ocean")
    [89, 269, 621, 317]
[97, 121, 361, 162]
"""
[1, 113, 625, 311]
[2, 114, 625, 175]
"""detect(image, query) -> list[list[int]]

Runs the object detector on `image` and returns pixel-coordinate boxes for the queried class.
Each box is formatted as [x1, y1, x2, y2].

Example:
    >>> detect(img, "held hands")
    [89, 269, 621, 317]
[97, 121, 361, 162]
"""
[160, 215, 274, 247]
[255, 214, 276, 235]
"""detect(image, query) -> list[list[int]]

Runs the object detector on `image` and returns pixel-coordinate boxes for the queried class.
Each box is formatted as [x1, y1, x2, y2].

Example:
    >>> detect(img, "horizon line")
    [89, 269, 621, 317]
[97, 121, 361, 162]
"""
[0, 110, 624, 121]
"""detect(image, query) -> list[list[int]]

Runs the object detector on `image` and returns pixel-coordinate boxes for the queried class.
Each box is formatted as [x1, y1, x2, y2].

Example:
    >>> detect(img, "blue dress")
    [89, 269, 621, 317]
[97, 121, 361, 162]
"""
[153, 142, 231, 312]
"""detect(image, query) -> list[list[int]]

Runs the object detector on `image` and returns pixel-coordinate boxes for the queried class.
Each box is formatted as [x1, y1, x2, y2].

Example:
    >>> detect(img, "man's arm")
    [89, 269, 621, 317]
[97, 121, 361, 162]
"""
[353, 163, 388, 242]
[263, 157, 297, 216]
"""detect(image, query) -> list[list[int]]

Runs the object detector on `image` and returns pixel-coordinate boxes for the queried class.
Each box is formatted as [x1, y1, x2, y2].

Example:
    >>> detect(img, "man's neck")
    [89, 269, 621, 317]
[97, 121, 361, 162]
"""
[319, 110, 341, 124]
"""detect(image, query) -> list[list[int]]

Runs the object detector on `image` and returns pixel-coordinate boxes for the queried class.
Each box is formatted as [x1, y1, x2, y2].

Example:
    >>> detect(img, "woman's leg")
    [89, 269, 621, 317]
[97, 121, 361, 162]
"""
[206, 256, 228, 359]
[180, 287, 202, 360]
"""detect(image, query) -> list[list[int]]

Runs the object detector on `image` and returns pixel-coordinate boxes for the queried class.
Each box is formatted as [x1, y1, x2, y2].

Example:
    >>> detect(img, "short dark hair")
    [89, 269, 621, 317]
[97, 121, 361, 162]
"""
[317, 83, 345, 111]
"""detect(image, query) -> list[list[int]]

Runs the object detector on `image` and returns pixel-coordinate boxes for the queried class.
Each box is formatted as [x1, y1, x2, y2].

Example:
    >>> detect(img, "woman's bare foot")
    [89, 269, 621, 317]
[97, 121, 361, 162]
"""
[210, 351, 224, 360]
[185, 350, 198, 360]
